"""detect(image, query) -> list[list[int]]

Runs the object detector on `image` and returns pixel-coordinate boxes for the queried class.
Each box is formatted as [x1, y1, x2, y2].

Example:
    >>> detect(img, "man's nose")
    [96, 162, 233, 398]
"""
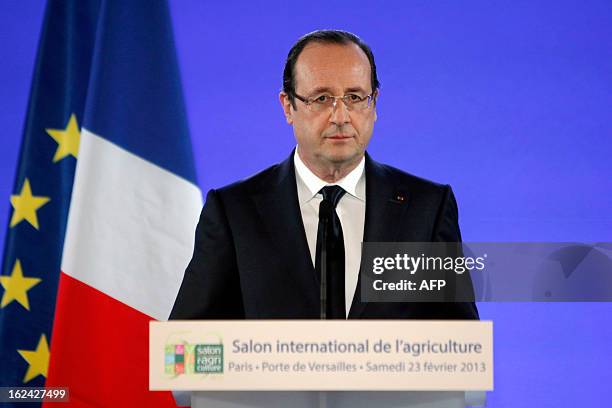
[329, 98, 350, 125]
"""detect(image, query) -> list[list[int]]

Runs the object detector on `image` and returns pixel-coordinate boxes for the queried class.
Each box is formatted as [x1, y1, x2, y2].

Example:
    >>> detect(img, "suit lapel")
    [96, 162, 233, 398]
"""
[349, 154, 410, 318]
[251, 152, 320, 306]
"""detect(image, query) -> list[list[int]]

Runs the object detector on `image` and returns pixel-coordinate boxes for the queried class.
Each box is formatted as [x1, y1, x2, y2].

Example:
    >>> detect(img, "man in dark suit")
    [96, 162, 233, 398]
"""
[170, 30, 478, 320]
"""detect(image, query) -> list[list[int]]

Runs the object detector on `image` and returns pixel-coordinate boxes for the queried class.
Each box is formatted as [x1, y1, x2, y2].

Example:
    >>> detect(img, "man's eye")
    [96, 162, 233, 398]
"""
[347, 94, 362, 102]
[314, 95, 331, 103]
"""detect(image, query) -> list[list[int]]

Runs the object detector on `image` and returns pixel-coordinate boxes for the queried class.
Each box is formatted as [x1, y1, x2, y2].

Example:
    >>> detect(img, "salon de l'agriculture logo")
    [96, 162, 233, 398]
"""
[165, 342, 224, 376]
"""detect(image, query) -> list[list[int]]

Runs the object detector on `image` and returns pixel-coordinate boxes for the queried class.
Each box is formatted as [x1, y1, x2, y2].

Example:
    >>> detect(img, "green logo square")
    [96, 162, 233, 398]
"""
[195, 344, 223, 373]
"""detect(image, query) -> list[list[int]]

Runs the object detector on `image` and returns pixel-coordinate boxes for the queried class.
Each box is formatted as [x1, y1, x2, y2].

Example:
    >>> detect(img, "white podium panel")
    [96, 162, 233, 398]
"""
[152, 321, 492, 408]
[152, 321, 493, 391]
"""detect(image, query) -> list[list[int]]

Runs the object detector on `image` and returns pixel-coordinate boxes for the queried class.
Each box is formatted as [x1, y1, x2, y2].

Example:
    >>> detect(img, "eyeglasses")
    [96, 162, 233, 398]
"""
[293, 92, 375, 112]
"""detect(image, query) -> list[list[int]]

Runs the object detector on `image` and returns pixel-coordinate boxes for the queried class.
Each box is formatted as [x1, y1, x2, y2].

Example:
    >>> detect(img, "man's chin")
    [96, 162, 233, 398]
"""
[322, 148, 363, 166]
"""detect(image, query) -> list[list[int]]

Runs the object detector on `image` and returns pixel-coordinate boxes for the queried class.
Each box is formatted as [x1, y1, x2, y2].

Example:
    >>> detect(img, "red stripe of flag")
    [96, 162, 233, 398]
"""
[44, 272, 178, 407]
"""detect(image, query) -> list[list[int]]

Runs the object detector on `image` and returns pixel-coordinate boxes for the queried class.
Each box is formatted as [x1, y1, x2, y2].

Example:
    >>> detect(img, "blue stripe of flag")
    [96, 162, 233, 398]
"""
[83, 0, 197, 185]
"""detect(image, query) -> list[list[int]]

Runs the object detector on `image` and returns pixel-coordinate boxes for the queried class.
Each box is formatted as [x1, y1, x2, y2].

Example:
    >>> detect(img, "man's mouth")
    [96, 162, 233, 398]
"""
[326, 134, 352, 140]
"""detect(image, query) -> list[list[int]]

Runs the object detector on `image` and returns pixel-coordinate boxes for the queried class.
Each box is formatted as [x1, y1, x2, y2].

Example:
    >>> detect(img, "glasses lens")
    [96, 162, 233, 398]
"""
[306, 95, 372, 112]
[309, 95, 333, 112]
[350, 97, 368, 110]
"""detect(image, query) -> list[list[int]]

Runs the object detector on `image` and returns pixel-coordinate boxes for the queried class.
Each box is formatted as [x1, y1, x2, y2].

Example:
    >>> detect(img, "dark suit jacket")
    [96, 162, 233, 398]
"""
[170, 152, 478, 320]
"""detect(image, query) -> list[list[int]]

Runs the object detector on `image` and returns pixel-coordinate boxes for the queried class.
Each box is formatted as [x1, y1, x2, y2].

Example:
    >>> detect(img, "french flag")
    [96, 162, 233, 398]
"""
[44, 1, 201, 406]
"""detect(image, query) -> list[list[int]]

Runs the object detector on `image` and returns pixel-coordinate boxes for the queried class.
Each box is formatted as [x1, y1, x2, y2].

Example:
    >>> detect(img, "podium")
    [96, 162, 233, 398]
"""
[151, 321, 491, 408]
[189, 391, 486, 408]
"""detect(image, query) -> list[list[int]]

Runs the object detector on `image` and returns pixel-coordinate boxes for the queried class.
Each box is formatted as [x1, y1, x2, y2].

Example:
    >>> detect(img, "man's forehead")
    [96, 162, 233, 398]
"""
[294, 42, 371, 92]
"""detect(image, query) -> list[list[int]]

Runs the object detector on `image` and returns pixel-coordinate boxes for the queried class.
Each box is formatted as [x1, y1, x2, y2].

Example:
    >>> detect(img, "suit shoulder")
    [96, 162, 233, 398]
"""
[375, 161, 451, 195]
[214, 161, 284, 197]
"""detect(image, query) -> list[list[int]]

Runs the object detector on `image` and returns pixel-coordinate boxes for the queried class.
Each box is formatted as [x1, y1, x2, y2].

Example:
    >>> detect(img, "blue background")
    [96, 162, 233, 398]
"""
[1, 1, 611, 406]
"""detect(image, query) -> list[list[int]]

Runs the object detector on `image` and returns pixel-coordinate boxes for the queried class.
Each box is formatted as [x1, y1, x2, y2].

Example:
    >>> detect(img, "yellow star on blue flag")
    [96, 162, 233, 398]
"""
[9, 178, 50, 230]
[46, 113, 81, 162]
[17, 334, 50, 383]
[0, 260, 41, 310]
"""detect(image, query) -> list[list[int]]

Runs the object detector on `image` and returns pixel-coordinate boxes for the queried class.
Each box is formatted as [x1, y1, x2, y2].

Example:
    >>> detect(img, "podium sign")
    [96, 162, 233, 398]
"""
[150, 320, 492, 391]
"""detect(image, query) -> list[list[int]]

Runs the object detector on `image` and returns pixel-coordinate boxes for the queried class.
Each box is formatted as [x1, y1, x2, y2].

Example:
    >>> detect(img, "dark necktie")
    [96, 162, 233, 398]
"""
[315, 185, 346, 319]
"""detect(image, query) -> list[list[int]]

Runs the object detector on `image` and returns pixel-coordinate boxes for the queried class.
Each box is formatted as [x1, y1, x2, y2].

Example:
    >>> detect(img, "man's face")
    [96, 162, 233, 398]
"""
[280, 42, 377, 171]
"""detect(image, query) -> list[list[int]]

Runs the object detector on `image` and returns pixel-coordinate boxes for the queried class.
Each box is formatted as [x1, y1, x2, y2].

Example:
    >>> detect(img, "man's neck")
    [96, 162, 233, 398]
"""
[298, 151, 363, 183]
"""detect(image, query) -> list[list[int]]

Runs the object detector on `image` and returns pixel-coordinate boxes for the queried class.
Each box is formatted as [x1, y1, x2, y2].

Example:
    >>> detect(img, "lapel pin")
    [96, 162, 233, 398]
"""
[392, 192, 406, 203]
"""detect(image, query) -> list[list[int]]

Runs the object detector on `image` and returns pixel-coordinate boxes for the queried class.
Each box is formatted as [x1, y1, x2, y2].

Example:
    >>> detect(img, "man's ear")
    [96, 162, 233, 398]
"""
[279, 92, 294, 124]
[373, 89, 379, 122]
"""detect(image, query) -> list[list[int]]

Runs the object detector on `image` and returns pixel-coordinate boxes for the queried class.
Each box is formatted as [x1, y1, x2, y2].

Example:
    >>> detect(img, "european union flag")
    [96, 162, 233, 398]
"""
[0, 0, 101, 400]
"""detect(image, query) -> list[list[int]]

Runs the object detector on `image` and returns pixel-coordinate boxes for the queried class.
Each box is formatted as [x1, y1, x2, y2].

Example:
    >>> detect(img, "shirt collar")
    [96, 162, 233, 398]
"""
[294, 147, 365, 204]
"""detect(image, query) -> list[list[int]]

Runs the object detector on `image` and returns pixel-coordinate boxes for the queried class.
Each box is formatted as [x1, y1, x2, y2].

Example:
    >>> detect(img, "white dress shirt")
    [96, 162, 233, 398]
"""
[293, 149, 366, 317]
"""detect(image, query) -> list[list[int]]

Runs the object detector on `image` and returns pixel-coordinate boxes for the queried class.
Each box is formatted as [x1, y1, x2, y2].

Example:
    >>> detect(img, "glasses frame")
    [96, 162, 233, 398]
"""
[292, 91, 375, 112]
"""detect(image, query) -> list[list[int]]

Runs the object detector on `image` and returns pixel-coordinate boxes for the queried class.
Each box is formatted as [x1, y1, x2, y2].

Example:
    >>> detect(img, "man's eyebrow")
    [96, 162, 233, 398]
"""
[345, 87, 368, 94]
[306, 86, 334, 95]
[306, 86, 369, 95]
